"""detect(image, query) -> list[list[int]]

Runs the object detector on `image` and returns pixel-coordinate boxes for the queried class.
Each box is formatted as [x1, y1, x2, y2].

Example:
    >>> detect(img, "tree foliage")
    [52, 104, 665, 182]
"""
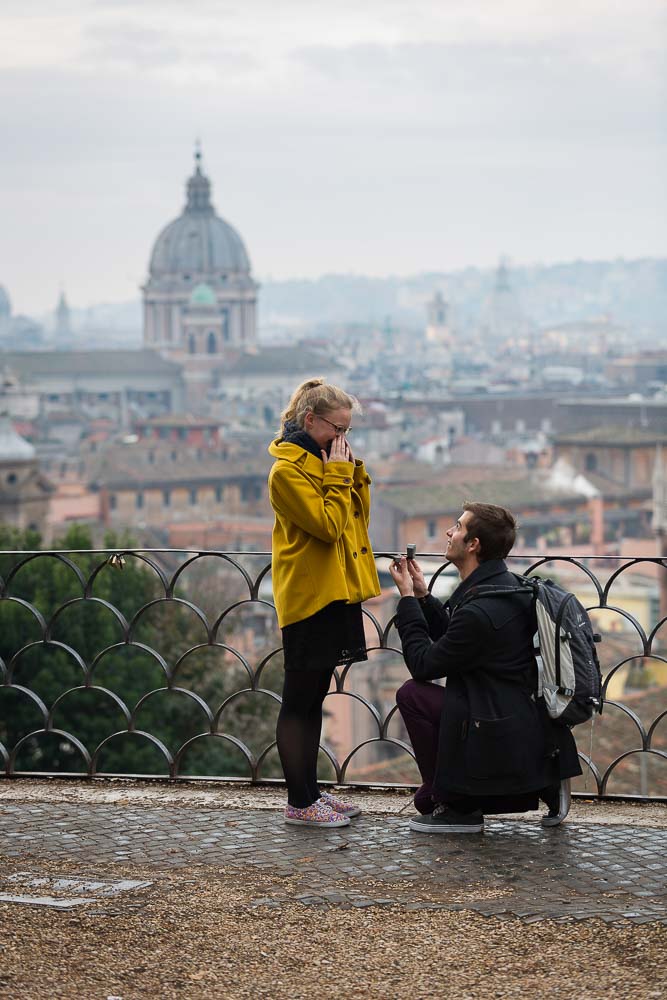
[0, 525, 282, 779]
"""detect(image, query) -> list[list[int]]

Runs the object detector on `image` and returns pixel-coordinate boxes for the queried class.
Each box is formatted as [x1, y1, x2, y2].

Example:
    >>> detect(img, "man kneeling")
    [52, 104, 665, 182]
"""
[389, 502, 581, 833]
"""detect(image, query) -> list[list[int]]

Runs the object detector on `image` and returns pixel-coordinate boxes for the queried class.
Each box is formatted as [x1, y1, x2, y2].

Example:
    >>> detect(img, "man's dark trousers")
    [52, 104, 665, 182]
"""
[397, 678, 542, 815]
[396, 679, 445, 814]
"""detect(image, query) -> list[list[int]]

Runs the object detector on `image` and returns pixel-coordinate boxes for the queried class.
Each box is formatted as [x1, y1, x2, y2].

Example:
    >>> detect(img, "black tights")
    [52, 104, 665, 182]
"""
[276, 668, 335, 808]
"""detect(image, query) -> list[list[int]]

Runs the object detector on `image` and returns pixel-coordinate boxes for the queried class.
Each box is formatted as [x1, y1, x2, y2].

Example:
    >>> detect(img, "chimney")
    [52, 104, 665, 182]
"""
[589, 495, 605, 555]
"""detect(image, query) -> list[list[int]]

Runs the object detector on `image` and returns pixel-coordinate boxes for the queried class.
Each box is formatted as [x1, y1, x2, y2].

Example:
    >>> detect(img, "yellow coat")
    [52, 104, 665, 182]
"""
[268, 438, 381, 628]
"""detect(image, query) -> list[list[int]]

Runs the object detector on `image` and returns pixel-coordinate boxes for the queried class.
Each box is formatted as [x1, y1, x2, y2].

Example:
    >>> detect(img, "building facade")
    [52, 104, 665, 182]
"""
[2, 351, 185, 428]
[0, 416, 53, 535]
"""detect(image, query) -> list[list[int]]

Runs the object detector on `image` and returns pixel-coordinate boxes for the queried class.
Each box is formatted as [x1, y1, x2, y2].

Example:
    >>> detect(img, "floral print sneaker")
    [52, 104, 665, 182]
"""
[284, 800, 350, 827]
[319, 790, 362, 818]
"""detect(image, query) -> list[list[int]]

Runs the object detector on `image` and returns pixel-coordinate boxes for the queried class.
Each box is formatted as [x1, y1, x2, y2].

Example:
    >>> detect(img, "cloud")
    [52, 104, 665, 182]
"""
[80, 21, 257, 74]
[290, 39, 665, 145]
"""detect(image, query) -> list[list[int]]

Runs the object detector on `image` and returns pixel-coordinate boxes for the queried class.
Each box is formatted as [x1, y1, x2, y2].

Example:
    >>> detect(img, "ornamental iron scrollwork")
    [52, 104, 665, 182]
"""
[0, 548, 665, 801]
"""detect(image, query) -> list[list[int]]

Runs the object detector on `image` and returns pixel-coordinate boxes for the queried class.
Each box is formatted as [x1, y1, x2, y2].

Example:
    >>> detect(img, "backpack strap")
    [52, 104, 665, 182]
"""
[456, 576, 537, 613]
[551, 590, 578, 695]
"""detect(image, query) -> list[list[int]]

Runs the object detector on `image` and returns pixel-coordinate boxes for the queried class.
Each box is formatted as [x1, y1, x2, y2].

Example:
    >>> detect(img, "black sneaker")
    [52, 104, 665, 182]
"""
[409, 803, 484, 834]
[540, 778, 571, 827]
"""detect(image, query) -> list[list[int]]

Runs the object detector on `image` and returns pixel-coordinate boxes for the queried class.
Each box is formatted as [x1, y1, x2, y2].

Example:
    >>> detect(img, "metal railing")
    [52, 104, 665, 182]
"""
[0, 548, 665, 801]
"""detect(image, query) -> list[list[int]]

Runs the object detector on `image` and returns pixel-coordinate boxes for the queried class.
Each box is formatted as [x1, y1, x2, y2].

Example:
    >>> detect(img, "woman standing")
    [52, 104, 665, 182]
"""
[268, 378, 381, 827]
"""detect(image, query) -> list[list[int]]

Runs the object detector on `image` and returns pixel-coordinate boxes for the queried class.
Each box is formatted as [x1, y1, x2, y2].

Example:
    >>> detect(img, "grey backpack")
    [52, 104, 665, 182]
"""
[460, 575, 603, 727]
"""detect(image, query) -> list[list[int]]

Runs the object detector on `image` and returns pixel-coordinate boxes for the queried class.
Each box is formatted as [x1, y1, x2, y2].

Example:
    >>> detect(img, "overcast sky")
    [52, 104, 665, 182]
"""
[1, 0, 665, 314]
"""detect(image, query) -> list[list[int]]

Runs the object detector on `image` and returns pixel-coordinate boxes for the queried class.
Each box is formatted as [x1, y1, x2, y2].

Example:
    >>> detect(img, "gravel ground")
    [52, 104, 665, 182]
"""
[1, 779, 666, 999]
[2, 855, 666, 1000]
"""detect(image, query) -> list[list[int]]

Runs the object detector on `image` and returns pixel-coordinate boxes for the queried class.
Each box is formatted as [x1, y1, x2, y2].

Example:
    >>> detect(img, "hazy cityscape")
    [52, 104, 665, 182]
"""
[0, 148, 666, 558]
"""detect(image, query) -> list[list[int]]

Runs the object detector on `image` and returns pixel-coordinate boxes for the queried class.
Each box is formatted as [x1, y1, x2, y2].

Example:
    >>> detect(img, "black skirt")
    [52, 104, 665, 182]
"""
[282, 601, 368, 672]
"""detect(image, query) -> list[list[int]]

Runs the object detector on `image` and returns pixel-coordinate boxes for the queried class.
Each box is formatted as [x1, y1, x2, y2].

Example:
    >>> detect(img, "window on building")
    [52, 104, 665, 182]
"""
[6, 473, 16, 484]
[241, 482, 253, 502]
[179, 428, 187, 440]
[215, 486, 223, 503]
[190, 489, 197, 505]
[585, 453, 598, 472]
[163, 490, 171, 507]
[427, 520, 438, 541]
[188, 334, 196, 355]
[136, 493, 144, 509]
[110, 494, 117, 511]
[207, 331, 217, 354]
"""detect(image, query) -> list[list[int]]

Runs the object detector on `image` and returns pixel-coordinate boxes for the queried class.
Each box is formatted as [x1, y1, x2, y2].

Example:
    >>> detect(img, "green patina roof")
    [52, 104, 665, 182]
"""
[189, 282, 217, 307]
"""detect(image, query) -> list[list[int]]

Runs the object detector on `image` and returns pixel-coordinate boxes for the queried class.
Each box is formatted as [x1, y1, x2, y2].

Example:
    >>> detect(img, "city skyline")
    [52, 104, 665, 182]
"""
[1, 0, 665, 313]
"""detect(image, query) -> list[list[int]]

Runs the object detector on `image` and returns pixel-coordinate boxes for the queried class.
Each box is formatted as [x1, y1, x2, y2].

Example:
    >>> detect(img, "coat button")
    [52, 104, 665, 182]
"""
[361, 546, 368, 554]
[353, 511, 360, 518]
[344, 478, 351, 484]
[353, 551, 358, 558]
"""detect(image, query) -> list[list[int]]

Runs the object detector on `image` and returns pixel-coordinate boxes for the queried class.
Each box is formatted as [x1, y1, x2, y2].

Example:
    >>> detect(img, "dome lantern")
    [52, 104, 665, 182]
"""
[185, 148, 214, 215]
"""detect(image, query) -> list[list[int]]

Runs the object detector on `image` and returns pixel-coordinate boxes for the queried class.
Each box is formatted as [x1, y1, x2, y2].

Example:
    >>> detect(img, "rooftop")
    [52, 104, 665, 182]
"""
[134, 413, 223, 429]
[3, 349, 181, 377]
[87, 445, 271, 489]
[223, 346, 341, 376]
[375, 468, 586, 516]
[555, 425, 667, 446]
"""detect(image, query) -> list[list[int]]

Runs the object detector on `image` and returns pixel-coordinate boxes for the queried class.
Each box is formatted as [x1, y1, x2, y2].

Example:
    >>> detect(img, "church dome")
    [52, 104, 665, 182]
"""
[0, 415, 35, 462]
[149, 152, 251, 278]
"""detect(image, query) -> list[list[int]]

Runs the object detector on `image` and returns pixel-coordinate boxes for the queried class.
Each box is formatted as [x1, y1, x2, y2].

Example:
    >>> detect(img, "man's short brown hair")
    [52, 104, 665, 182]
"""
[462, 502, 517, 561]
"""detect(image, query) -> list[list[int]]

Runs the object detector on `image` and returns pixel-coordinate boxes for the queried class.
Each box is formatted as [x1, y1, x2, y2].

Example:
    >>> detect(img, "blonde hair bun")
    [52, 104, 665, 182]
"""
[280, 378, 360, 434]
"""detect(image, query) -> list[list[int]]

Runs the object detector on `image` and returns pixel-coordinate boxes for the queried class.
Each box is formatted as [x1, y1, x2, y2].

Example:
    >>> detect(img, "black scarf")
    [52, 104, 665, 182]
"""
[282, 420, 324, 460]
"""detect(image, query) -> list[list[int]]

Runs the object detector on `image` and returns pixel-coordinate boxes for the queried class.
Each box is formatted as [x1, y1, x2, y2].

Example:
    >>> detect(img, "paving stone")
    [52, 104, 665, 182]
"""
[0, 802, 666, 924]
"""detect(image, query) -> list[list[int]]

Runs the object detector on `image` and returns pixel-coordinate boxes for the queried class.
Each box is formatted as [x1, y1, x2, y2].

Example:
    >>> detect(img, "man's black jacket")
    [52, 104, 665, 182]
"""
[396, 559, 580, 800]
